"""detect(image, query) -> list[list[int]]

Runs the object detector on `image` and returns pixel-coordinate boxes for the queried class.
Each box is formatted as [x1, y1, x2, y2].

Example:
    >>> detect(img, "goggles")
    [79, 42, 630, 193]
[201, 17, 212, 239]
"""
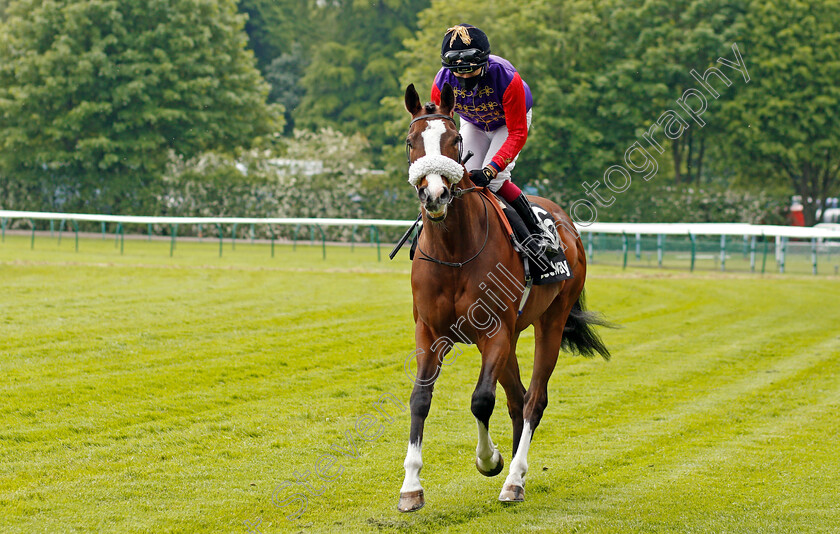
[441, 48, 488, 73]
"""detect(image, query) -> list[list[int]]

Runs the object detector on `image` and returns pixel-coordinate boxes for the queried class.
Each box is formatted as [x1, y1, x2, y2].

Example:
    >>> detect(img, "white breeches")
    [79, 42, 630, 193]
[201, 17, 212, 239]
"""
[460, 109, 532, 193]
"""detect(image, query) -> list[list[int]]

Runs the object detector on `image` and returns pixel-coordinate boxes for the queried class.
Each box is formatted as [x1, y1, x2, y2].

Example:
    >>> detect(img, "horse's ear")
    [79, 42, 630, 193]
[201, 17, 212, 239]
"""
[440, 83, 455, 116]
[405, 84, 422, 116]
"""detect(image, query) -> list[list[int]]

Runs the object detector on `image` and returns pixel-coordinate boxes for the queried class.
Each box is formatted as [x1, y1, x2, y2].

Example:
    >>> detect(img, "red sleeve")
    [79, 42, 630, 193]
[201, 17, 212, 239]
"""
[430, 70, 444, 105]
[430, 83, 441, 106]
[490, 72, 529, 173]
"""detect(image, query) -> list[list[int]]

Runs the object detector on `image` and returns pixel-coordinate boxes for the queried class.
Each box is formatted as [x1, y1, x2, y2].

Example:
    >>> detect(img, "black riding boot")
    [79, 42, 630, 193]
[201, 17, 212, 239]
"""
[509, 193, 560, 256]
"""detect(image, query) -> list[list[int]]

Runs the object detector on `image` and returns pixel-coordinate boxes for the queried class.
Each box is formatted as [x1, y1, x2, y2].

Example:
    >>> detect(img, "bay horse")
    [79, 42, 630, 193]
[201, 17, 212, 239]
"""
[398, 82, 611, 512]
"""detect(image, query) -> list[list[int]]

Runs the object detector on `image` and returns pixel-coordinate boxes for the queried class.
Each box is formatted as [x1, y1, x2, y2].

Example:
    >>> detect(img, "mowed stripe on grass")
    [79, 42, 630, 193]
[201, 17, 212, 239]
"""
[1, 235, 838, 533]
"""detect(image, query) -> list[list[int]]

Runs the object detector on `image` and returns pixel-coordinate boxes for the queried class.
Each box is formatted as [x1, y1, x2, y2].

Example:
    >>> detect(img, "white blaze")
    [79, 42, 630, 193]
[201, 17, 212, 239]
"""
[421, 120, 447, 199]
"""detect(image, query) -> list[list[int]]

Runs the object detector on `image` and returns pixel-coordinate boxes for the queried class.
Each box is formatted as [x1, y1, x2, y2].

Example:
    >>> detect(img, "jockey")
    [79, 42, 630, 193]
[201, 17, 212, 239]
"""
[431, 23, 559, 255]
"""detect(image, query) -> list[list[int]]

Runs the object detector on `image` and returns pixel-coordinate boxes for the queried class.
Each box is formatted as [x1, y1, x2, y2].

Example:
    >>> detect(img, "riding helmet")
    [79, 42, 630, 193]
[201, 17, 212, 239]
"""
[440, 24, 490, 72]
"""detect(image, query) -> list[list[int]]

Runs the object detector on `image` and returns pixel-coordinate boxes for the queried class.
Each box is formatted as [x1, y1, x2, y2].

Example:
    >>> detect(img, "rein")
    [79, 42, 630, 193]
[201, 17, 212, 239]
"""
[417, 188, 490, 268]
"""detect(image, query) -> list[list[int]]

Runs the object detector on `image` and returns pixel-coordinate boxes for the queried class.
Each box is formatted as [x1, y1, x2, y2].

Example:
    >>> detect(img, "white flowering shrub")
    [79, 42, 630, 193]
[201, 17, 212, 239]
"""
[158, 128, 419, 241]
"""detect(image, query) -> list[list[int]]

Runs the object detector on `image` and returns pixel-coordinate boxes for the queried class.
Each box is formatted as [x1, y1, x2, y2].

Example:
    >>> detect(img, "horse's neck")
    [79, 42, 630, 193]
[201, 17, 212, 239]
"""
[421, 193, 485, 255]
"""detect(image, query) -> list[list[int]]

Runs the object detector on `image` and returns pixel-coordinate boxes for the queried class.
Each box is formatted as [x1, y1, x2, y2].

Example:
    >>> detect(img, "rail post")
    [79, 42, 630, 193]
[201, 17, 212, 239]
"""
[689, 232, 696, 272]
[750, 235, 757, 272]
[657, 234, 664, 267]
[622, 232, 628, 269]
[30, 219, 36, 250]
[170, 224, 178, 257]
[371, 225, 381, 262]
[270, 226, 276, 258]
[116, 223, 124, 254]
[317, 225, 327, 260]
[215, 224, 223, 257]
[811, 237, 817, 275]
[720, 234, 726, 271]
[779, 236, 787, 274]
[72, 220, 79, 252]
[761, 236, 768, 274]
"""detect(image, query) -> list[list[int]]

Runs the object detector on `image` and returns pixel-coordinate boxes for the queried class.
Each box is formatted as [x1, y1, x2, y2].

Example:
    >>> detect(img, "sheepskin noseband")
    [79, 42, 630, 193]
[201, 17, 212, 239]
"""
[408, 155, 464, 186]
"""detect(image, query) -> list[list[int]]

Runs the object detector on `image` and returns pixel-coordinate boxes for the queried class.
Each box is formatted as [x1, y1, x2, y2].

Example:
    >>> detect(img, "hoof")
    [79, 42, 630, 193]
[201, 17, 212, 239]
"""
[498, 484, 525, 502]
[398, 489, 425, 512]
[476, 452, 504, 477]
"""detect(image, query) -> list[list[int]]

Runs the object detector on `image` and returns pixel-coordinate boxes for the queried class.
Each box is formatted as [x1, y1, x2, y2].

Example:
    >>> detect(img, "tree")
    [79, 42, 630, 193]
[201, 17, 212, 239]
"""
[603, 0, 747, 185]
[721, 0, 840, 225]
[236, 0, 311, 70]
[510, 0, 748, 194]
[264, 43, 309, 135]
[294, 0, 430, 155]
[0, 0, 279, 214]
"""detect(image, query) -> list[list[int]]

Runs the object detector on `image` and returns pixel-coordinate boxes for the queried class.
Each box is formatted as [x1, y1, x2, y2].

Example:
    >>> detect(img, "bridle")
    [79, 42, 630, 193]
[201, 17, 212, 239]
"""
[406, 113, 488, 268]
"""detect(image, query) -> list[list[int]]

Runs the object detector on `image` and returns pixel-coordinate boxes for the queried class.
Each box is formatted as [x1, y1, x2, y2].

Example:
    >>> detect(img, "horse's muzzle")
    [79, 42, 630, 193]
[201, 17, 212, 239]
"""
[418, 185, 452, 221]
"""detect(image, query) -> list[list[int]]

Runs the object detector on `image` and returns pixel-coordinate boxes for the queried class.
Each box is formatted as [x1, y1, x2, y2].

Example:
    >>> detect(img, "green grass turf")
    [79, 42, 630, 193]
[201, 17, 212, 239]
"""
[1, 234, 839, 533]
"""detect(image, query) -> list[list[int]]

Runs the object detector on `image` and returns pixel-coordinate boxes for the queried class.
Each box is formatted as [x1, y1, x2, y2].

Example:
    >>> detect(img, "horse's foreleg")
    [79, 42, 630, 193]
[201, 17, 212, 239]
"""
[398, 321, 443, 512]
[500, 304, 571, 502]
[473, 331, 511, 478]
[475, 418, 504, 477]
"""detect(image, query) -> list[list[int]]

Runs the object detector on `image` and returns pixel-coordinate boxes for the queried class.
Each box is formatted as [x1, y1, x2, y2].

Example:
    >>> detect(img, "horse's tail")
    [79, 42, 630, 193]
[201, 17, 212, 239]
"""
[561, 289, 614, 360]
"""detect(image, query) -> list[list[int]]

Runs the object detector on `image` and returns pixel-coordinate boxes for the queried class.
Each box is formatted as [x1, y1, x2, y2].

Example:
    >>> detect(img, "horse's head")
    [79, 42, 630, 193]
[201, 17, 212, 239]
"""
[405, 83, 467, 222]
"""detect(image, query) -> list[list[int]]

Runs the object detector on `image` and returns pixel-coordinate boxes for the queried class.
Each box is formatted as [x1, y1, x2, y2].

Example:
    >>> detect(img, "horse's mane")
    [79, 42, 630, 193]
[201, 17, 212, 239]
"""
[424, 102, 437, 114]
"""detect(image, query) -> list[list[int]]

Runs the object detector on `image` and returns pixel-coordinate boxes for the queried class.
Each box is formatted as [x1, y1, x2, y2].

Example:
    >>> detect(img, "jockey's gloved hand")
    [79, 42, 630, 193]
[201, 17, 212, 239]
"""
[469, 166, 496, 188]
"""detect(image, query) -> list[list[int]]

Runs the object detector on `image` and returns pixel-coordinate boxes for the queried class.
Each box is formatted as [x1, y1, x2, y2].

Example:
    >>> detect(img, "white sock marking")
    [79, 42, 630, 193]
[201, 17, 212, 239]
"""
[504, 421, 532, 487]
[476, 420, 502, 471]
[400, 442, 423, 493]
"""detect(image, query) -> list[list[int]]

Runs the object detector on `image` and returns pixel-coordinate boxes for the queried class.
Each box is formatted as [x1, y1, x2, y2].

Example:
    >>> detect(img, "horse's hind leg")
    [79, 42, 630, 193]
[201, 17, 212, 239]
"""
[472, 330, 512, 478]
[500, 298, 573, 502]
